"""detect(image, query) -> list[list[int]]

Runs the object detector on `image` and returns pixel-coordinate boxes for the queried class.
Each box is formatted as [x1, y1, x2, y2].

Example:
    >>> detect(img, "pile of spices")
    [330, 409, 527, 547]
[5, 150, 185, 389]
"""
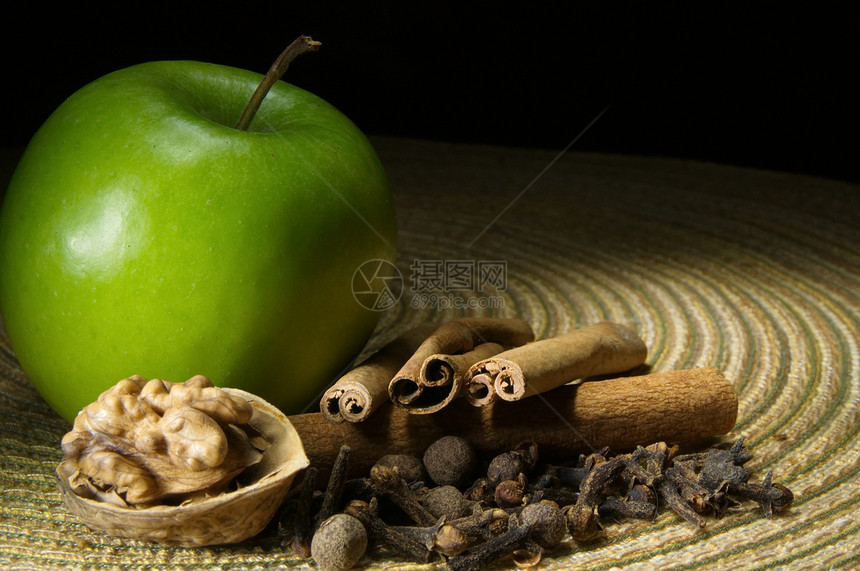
[294, 318, 792, 569]
[280, 436, 793, 570]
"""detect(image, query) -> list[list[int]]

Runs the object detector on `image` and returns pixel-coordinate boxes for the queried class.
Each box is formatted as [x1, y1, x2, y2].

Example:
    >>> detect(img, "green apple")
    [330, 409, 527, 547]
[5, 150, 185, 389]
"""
[0, 39, 397, 423]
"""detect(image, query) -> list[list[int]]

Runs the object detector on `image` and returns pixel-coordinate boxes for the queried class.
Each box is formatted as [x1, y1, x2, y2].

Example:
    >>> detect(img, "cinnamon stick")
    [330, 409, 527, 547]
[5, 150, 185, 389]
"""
[293, 367, 738, 479]
[388, 317, 535, 414]
[411, 342, 507, 413]
[465, 321, 647, 406]
[320, 325, 434, 423]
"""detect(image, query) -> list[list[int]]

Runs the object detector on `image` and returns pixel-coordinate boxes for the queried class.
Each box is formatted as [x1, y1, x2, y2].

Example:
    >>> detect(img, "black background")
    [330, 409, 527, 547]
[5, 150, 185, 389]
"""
[2, 3, 857, 184]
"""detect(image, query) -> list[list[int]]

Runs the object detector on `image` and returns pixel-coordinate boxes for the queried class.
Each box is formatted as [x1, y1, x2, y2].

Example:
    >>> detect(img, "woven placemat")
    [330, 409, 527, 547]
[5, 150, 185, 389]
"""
[2, 137, 858, 570]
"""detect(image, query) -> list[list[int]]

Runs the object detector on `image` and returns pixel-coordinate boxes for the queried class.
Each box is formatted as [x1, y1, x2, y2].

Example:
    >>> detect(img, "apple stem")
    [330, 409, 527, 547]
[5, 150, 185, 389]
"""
[235, 35, 322, 131]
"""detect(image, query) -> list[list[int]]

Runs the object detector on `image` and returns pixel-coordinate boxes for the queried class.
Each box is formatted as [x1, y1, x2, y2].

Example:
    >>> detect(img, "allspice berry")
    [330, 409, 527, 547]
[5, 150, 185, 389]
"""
[311, 513, 367, 571]
[423, 485, 472, 519]
[423, 436, 477, 488]
[519, 502, 566, 548]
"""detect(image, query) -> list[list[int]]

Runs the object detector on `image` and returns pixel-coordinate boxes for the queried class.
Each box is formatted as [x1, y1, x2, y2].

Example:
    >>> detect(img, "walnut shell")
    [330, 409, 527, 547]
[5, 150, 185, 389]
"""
[56, 388, 309, 546]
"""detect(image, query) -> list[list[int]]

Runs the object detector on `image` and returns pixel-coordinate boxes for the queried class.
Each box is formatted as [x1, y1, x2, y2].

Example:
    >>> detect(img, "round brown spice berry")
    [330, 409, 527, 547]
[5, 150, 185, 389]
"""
[520, 501, 566, 548]
[423, 485, 472, 519]
[311, 513, 367, 571]
[423, 436, 477, 488]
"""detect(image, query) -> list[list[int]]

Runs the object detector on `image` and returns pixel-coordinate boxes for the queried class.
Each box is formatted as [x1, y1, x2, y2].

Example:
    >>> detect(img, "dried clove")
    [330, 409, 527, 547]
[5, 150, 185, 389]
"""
[623, 446, 665, 491]
[344, 499, 436, 564]
[494, 475, 527, 509]
[626, 483, 656, 505]
[315, 445, 352, 528]
[565, 503, 603, 542]
[487, 451, 529, 488]
[566, 455, 626, 541]
[658, 478, 706, 528]
[578, 455, 626, 505]
[730, 470, 794, 518]
[282, 465, 318, 557]
[463, 477, 495, 505]
[598, 494, 657, 521]
[392, 519, 472, 556]
[664, 466, 712, 514]
[433, 524, 474, 556]
[532, 472, 558, 489]
[514, 440, 540, 470]
[619, 442, 712, 528]
[645, 441, 677, 470]
[667, 438, 753, 519]
[371, 463, 437, 526]
[526, 486, 579, 507]
[446, 513, 535, 571]
[485, 440, 539, 488]
[584, 447, 613, 470]
[341, 476, 375, 503]
[553, 465, 590, 490]
[697, 440, 751, 493]
[373, 453, 427, 484]
[448, 507, 510, 540]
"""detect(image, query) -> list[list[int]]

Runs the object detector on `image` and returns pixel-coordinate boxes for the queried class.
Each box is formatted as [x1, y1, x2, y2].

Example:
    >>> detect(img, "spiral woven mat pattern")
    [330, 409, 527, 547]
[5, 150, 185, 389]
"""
[2, 137, 858, 570]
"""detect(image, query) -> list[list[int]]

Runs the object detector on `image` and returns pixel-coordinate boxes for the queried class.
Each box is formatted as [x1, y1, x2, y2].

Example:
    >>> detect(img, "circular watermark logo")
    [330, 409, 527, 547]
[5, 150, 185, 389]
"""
[352, 259, 403, 311]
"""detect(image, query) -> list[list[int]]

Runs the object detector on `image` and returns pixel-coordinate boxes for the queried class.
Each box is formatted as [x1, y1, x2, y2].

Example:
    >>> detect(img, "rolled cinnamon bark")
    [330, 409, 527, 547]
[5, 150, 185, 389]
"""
[388, 317, 535, 414]
[465, 321, 647, 406]
[320, 325, 434, 423]
[292, 367, 738, 480]
[411, 342, 507, 413]
[464, 361, 505, 408]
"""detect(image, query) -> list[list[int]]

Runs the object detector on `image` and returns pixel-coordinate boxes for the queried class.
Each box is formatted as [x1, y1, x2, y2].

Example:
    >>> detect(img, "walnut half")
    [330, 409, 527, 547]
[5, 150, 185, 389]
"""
[56, 376, 309, 546]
